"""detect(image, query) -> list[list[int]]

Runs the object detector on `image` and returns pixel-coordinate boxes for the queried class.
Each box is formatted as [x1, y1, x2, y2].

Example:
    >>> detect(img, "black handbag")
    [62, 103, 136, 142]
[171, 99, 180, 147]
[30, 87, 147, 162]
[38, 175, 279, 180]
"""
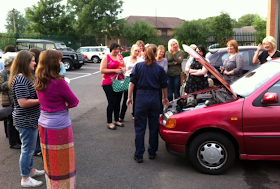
[0, 92, 13, 121]
[0, 106, 13, 121]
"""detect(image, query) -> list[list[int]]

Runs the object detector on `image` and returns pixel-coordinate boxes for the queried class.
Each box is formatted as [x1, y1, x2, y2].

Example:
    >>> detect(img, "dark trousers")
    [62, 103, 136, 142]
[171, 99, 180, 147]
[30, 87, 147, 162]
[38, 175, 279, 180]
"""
[134, 90, 160, 158]
[5, 114, 21, 145]
[103, 85, 123, 123]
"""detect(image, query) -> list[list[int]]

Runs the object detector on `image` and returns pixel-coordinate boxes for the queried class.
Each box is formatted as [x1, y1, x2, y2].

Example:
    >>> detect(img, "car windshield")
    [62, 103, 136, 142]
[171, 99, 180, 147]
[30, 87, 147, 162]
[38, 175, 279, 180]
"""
[231, 62, 280, 97]
[55, 43, 67, 49]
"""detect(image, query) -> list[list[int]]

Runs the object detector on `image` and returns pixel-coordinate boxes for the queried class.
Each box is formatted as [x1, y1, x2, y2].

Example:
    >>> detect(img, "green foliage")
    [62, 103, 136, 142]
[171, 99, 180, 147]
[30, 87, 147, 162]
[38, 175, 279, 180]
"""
[68, 0, 123, 41]
[5, 9, 28, 33]
[173, 18, 212, 48]
[25, 0, 75, 36]
[234, 14, 258, 28]
[121, 20, 163, 45]
[120, 51, 130, 58]
[212, 12, 234, 47]
[253, 15, 266, 44]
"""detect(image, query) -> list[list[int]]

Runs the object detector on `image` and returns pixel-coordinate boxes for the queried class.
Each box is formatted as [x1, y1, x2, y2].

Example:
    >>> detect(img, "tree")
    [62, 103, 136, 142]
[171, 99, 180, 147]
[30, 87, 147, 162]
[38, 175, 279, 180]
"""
[5, 9, 28, 33]
[211, 12, 234, 47]
[234, 14, 258, 28]
[173, 19, 212, 47]
[25, 0, 75, 35]
[121, 20, 162, 45]
[67, 0, 123, 39]
[253, 15, 266, 44]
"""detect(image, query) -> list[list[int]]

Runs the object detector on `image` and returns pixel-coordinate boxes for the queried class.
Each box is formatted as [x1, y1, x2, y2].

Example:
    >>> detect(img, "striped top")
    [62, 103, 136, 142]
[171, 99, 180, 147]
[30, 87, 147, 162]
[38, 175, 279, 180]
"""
[11, 75, 40, 128]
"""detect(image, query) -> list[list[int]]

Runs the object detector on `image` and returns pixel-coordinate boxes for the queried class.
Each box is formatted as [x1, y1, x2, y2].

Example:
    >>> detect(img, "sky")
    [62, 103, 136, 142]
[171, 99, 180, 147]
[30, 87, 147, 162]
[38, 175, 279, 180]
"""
[0, 0, 268, 33]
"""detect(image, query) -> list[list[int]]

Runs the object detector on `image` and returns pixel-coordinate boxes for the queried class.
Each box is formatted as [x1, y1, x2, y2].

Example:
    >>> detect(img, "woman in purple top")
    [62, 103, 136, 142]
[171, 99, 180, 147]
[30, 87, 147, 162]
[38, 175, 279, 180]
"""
[35, 50, 79, 189]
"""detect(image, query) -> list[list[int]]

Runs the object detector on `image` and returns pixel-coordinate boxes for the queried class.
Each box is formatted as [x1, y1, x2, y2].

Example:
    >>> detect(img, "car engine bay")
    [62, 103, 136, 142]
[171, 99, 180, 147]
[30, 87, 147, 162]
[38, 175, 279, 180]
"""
[163, 87, 235, 123]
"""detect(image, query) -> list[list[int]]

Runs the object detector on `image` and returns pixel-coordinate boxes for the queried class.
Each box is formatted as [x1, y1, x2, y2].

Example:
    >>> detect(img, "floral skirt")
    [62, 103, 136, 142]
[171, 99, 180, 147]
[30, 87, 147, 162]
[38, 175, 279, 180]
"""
[39, 125, 76, 189]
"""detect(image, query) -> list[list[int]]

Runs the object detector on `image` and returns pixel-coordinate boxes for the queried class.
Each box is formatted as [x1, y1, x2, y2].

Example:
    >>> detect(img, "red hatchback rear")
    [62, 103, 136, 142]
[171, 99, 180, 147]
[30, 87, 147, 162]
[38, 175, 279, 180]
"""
[159, 45, 280, 174]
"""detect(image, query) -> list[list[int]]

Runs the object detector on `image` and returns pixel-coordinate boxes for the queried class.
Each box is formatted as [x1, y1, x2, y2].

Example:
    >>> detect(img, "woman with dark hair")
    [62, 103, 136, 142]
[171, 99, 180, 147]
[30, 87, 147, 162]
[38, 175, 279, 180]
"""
[35, 49, 79, 189]
[127, 44, 168, 163]
[8, 50, 44, 188]
[100, 43, 125, 130]
[185, 45, 209, 93]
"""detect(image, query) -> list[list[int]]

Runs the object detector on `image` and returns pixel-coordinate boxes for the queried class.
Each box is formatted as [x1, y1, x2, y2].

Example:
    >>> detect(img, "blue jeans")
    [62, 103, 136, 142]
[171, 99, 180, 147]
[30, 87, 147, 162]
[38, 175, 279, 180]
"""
[167, 75, 181, 101]
[16, 127, 38, 177]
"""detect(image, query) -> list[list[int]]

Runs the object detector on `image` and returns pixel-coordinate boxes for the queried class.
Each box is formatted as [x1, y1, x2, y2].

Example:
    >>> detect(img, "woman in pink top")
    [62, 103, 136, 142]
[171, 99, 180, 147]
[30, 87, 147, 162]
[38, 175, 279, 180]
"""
[35, 50, 79, 189]
[100, 43, 125, 130]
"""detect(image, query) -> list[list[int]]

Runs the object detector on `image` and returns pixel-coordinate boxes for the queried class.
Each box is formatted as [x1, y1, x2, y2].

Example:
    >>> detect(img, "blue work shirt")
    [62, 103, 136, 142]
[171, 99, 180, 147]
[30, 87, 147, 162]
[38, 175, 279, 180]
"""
[130, 61, 168, 90]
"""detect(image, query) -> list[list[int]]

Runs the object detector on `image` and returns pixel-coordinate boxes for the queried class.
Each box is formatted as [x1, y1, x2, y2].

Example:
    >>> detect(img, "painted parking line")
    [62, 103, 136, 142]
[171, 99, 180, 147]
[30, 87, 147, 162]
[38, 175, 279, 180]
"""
[69, 71, 100, 81]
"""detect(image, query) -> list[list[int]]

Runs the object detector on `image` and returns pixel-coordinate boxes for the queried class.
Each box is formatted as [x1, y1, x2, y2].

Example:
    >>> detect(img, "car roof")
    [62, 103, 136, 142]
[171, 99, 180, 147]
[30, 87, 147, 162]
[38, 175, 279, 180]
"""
[79, 46, 108, 48]
[208, 46, 258, 54]
[16, 39, 64, 43]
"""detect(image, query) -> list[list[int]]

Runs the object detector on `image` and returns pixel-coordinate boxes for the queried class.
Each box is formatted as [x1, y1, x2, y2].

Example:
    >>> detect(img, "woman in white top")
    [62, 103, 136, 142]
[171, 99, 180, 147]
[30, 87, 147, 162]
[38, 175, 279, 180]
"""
[119, 44, 143, 121]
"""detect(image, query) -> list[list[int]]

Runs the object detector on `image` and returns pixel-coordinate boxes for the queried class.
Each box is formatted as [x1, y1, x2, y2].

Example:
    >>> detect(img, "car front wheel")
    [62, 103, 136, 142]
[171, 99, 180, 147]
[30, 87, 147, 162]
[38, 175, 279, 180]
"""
[62, 59, 73, 70]
[92, 56, 100, 63]
[189, 132, 236, 175]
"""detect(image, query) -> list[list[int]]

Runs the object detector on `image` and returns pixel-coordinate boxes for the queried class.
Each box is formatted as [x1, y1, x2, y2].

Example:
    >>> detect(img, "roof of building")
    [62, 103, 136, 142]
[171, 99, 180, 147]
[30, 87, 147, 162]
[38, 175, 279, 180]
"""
[233, 26, 256, 33]
[125, 16, 184, 29]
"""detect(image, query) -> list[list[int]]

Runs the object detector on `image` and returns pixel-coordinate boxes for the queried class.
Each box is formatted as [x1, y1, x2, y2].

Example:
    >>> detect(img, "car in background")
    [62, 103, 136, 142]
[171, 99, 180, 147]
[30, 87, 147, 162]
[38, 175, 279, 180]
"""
[159, 45, 280, 175]
[16, 39, 84, 70]
[76, 46, 110, 63]
[208, 43, 220, 50]
[206, 46, 263, 75]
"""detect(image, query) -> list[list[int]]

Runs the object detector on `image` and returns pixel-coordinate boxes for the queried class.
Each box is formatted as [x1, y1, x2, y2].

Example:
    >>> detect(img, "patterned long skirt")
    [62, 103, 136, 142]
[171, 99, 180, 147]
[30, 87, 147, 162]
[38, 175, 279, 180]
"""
[39, 125, 76, 189]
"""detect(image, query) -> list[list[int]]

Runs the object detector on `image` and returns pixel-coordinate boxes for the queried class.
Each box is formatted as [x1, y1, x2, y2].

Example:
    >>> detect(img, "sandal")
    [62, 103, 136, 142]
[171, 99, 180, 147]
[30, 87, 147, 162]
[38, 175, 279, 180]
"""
[114, 122, 124, 127]
[119, 118, 124, 122]
[107, 123, 116, 130]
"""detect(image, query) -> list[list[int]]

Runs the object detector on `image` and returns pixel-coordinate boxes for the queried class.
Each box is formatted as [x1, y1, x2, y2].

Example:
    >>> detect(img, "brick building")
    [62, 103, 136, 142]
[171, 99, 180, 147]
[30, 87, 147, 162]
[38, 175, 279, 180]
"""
[267, 0, 280, 48]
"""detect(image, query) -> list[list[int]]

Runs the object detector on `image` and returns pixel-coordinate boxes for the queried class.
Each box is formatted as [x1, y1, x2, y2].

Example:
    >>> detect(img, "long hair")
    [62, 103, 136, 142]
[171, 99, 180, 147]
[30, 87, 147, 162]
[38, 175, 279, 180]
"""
[35, 50, 64, 91]
[8, 50, 35, 88]
[144, 44, 157, 66]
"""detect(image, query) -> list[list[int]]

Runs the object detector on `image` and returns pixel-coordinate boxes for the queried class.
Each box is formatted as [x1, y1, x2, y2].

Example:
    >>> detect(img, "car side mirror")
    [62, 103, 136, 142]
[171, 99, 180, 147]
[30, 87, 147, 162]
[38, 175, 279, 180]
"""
[262, 92, 279, 105]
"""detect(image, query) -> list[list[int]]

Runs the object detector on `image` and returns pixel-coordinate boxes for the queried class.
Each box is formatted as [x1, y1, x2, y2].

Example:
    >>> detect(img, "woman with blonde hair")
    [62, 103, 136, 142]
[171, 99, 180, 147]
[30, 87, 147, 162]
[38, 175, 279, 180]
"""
[127, 44, 168, 163]
[220, 40, 244, 84]
[165, 39, 184, 101]
[35, 49, 79, 189]
[136, 40, 145, 59]
[253, 36, 280, 64]
[9, 50, 44, 188]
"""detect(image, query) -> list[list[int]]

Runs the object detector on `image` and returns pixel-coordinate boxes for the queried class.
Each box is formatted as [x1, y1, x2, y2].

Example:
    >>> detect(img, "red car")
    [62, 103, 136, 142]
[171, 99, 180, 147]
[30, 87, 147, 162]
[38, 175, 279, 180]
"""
[159, 45, 280, 175]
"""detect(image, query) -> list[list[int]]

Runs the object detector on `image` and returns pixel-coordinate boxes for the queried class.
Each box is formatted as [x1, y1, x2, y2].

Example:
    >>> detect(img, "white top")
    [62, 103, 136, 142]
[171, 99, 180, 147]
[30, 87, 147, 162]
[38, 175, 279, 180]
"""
[124, 56, 144, 77]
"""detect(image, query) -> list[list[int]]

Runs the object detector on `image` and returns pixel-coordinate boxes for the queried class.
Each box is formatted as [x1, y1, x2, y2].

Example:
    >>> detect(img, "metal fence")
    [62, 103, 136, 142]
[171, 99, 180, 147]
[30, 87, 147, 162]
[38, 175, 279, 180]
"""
[0, 33, 106, 51]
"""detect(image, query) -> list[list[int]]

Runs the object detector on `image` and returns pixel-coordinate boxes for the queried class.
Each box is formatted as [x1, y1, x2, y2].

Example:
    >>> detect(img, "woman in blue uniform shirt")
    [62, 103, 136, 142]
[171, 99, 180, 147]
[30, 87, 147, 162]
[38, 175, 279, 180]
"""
[126, 44, 169, 163]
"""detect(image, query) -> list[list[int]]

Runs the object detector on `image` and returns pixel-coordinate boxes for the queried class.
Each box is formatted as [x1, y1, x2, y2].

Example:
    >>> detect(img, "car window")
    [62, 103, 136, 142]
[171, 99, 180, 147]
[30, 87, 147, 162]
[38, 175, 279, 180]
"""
[217, 53, 230, 66]
[89, 48, 96, 52]
[231, 62, 280, 97]
[239, 51, 249, 66]
[80, 48, 89, 52]
[46, 43, 55, 50]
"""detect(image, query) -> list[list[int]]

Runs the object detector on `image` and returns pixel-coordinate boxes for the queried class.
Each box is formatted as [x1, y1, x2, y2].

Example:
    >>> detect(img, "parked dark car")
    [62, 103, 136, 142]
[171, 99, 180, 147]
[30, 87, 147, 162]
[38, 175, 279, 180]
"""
[206, 46, 264, 75]
[159, 45, 280, 175]
[16, 39, 84, 70]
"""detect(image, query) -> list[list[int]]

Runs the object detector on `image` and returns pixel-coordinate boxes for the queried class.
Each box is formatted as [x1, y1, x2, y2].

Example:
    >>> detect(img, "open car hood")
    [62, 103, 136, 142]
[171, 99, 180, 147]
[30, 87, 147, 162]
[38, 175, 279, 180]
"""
[182, 44, 237, 99]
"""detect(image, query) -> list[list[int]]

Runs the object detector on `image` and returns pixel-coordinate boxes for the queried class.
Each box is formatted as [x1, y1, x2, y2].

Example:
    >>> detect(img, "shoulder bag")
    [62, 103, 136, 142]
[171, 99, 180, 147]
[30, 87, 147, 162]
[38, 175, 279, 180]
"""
[112, 75, 130, 92]
[0, 92, 13, 121]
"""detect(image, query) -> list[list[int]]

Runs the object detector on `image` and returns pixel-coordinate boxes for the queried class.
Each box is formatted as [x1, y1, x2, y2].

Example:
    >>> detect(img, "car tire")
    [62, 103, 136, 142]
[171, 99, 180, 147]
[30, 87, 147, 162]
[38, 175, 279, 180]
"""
[62, 59, 73, 70]
[92, 56, 100, 63]
[189, 132, 235, 175]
